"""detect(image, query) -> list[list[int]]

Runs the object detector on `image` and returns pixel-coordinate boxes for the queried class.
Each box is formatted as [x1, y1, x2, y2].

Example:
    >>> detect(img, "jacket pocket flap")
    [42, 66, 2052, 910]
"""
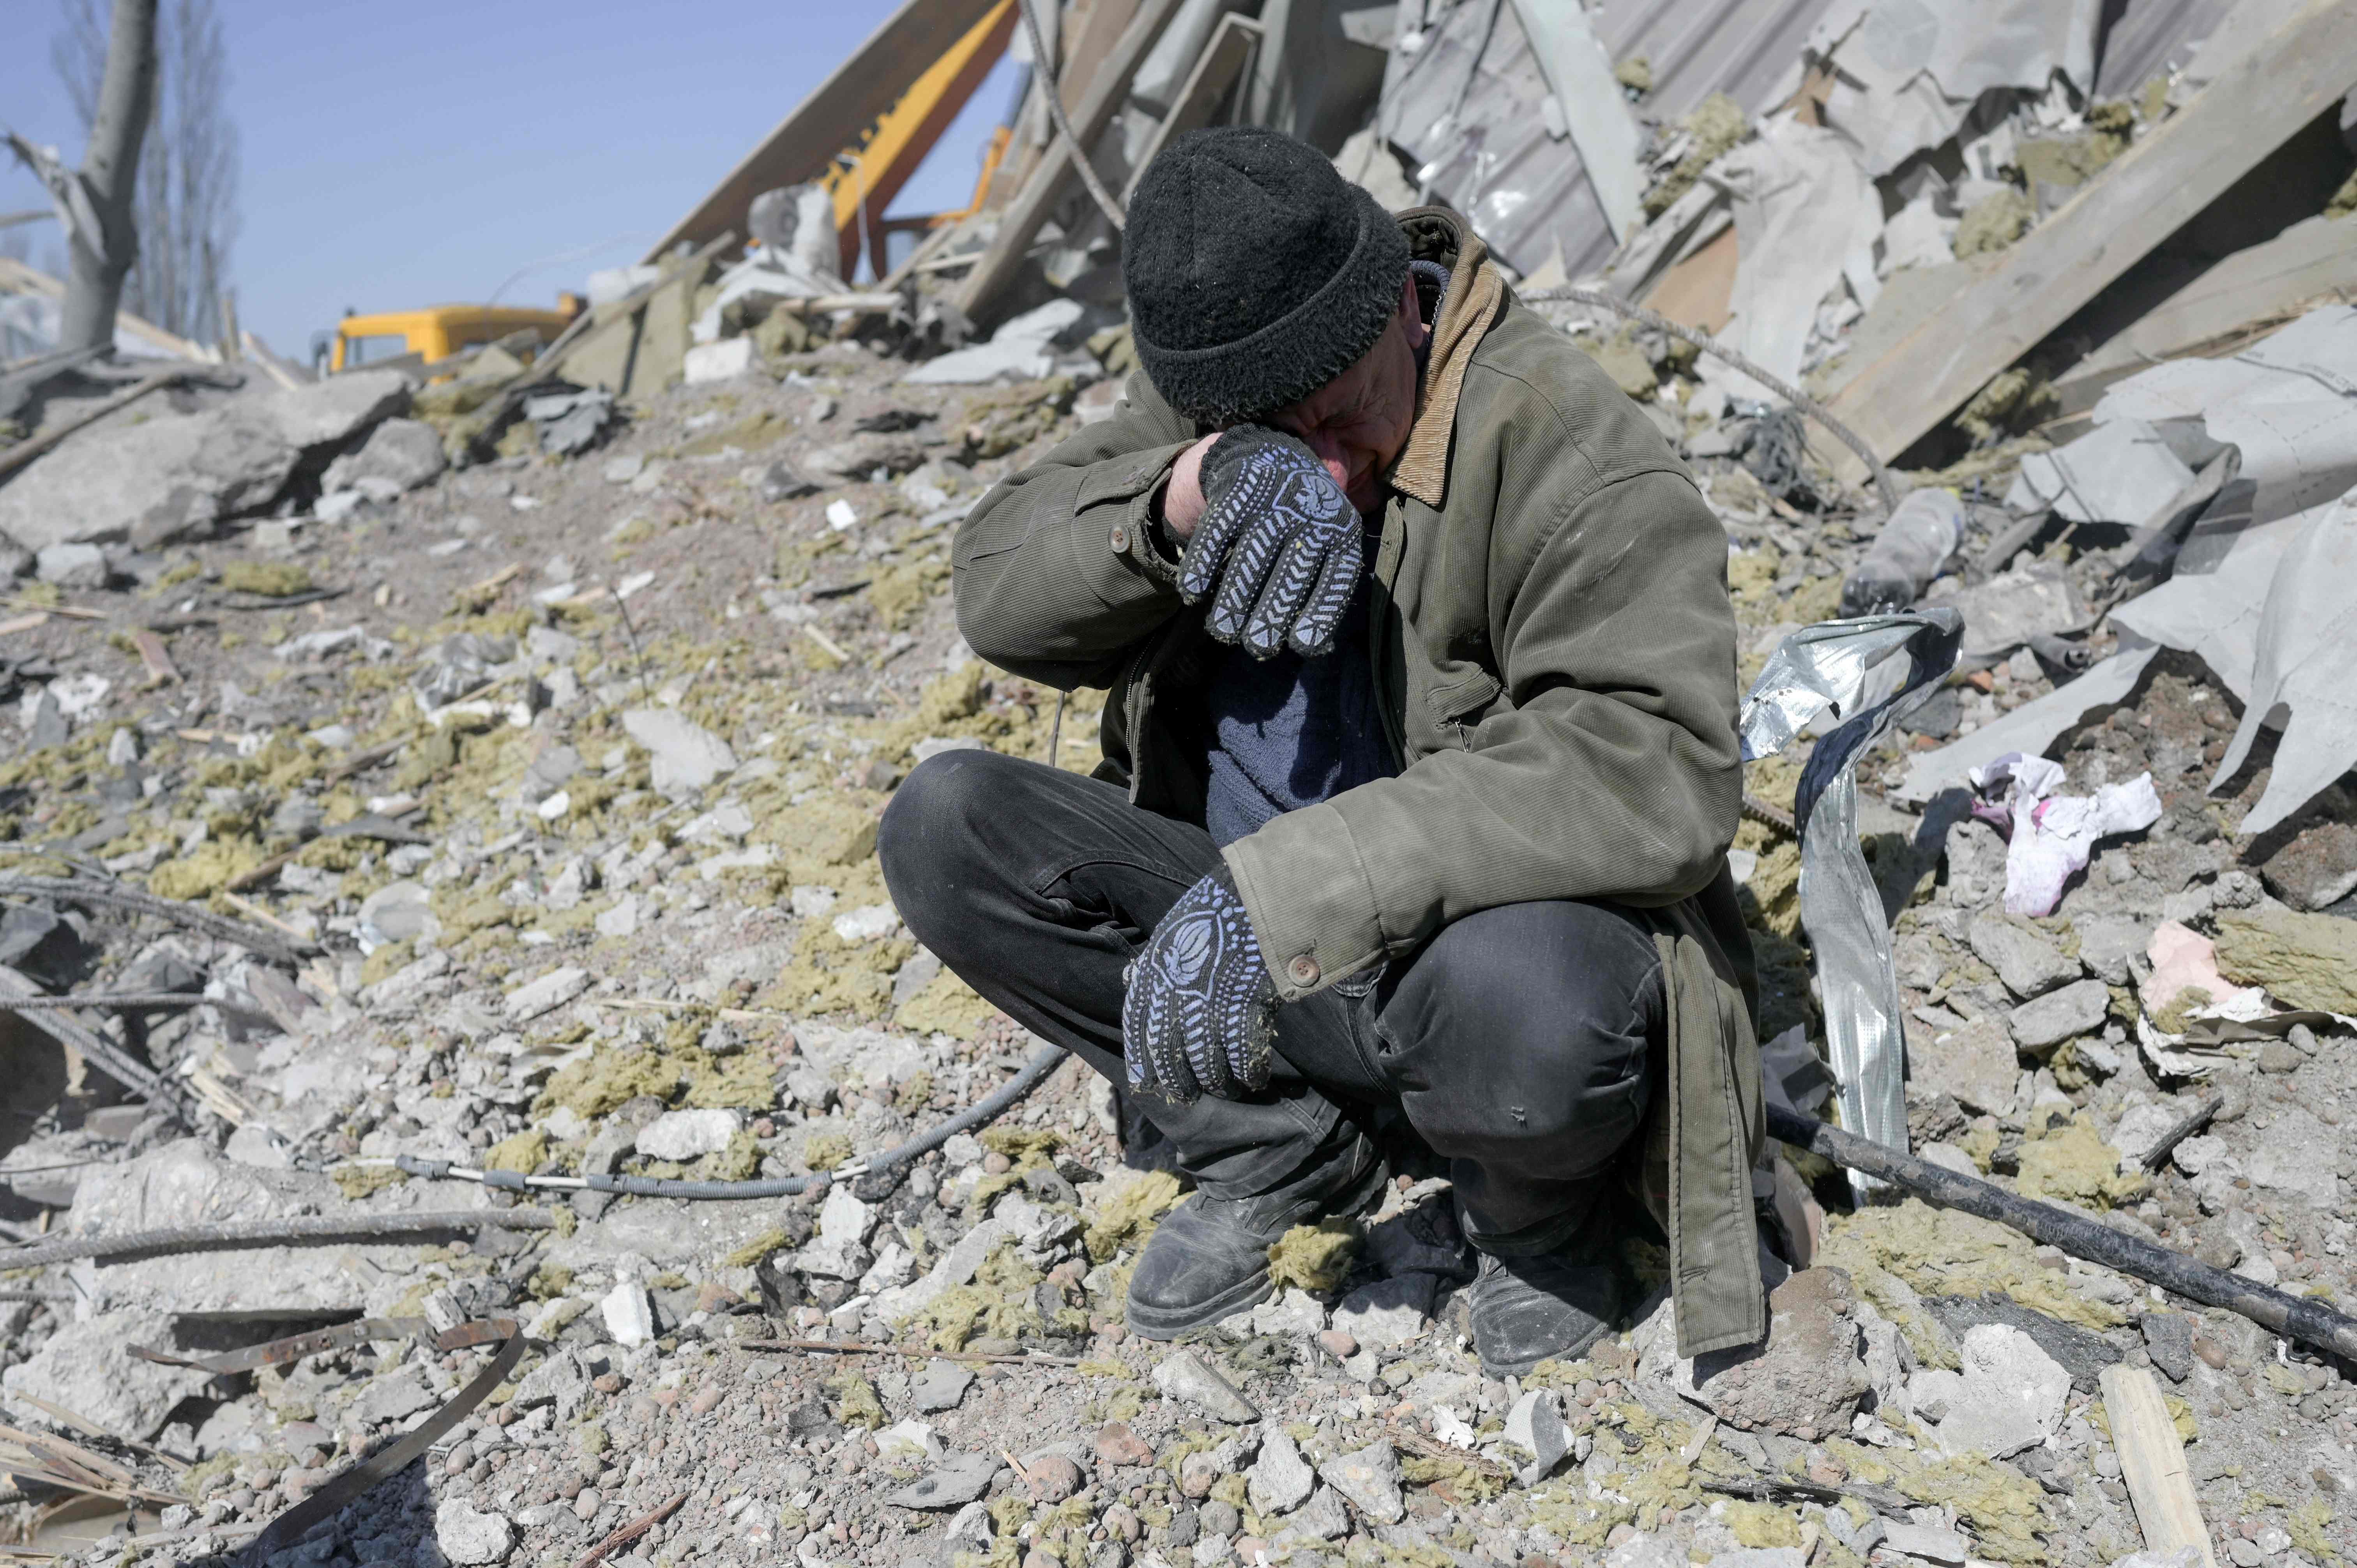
[1076, 454, 1178, 511]
[1424, 669, 1503, 722]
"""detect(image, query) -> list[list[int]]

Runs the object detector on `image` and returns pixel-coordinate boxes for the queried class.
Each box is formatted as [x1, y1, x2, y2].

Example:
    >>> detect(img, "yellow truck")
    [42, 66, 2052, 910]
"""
[325, 299, 583, 375]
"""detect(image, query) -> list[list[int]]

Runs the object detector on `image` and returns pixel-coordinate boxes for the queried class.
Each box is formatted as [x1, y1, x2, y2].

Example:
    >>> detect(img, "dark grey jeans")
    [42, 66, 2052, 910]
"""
[878, 749, 1664, 1254]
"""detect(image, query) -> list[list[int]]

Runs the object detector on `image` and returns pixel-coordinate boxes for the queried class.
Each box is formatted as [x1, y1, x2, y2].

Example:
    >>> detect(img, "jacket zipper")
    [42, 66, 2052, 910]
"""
[1369, 502, 1409, 770]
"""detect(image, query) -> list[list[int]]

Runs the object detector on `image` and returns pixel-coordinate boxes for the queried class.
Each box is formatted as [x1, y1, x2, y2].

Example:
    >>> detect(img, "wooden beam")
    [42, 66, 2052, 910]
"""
[1121, 14, 1263, 201]
[2049, 213, 2357, 416]
[641, 0, 1002, 265]
[1060, 0, 1140, 121]
[0, 363, 195, 480]
[954, 0, 1190, 320]
[2099, 1365, 2218, 1568]
[0, 255, 211, 361]
[1819, 0, 2357, 482]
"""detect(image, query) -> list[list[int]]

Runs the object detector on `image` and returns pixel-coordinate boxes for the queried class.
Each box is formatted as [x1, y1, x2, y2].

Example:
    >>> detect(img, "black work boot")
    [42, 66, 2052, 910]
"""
[1126, 1132, 1386, 1339]
[1464, 1245, 1623, 1376]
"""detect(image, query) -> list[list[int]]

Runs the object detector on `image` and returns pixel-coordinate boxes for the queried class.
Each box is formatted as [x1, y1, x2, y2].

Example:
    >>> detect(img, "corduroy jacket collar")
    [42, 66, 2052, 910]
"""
[1387, 208, 1506, 509]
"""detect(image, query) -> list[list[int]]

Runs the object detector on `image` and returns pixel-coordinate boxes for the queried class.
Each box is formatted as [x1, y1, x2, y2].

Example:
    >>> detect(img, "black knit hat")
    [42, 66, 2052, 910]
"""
[1123, 126, 1411, 425]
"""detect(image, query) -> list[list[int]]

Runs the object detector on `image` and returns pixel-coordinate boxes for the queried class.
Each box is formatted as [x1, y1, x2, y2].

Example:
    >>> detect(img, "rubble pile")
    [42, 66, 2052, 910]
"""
[0, 2, 2353, 1568]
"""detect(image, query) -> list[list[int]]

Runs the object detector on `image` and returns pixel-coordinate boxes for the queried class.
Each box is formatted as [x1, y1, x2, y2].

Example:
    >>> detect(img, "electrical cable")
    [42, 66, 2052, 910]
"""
[1017, 0, 1127, 232]
[0, 1208, 558, 1271]
[394, 1045, 1066, 1201]
[1517, 285, 1901, 514]
[0, 990, 254, 1012]
[0, 873, 309, 961]
[1770, 1102, 2357, 1363]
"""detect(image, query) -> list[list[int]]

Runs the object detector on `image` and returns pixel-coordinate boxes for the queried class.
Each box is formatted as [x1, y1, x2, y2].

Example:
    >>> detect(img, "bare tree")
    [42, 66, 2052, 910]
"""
[7, 0, 156, 353]
[53, 0, 239, 346]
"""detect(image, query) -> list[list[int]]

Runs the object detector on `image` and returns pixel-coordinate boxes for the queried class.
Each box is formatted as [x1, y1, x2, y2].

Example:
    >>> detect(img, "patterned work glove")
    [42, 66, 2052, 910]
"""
[1122, 868, 1279, 1105]
[1180, 426, 1364, 660]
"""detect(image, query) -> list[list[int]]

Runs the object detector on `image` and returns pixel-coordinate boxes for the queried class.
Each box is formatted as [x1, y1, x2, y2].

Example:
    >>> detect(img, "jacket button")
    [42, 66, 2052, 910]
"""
[1287, 955, 1320, 987]
[1110, 524, 1129, 552]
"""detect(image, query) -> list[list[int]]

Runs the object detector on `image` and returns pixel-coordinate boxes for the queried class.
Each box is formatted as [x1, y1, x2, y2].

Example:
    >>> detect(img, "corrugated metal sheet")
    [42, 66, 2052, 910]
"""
[1379, 0, 1847, 275]
[1374, 0, 2249, 281]
[1598, 0, 1840, 121]
[2092, 0, 2237, 97]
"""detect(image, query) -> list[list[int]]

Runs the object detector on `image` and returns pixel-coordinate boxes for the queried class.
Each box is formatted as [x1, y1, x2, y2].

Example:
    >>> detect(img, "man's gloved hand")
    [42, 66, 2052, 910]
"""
[1180, 425, 1363, 660]
[1122, 867, 1279, 1105]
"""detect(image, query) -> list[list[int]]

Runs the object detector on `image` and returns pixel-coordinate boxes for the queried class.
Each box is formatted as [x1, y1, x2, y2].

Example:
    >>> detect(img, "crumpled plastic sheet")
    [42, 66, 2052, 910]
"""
[1740, 609, 1961, 1198]
[1967, 752, 2161, 918]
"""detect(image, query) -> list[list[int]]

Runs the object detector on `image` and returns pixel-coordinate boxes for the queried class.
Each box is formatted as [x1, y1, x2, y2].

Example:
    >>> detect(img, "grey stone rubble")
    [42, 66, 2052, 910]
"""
[0, 135, 2352, 1568]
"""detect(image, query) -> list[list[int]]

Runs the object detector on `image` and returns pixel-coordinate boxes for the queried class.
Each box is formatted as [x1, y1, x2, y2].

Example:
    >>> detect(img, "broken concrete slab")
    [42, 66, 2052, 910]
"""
[2245, 1105, 2342, 1210]
[909, 1359, 974, 1414]
[685, 337, 758, 385]
[903, 300, 1087, 387]
[322, 415, 446, 494]
[0, 369, 409, 552]
[622, 707, 739, 796]
[66, 1139, 387, 1313]
[2140, 1311, 2196, 1384]
[1967, 914, 2081, 999]
[601, 1280, 654, 1347]
[505, 965, 591, 1023]
[1247, 1429, 1317, 1514]
[34, 541, 108, 588]
[1502, 1388, 1572, 1483]
[1317, 1439, 1405, 1525]
[634, 1107, 742, 1162]
[0, 1305, 207, 1441]
[1151, 1348, 1259, 1423]
[1332, 1272, 1436, 1350]
[2009, 979, 2111, 1052]
[886, 1450, 1000, 1509]
[434, 1497, 514, 1565]
[1907, 1323, 2070, 1459]
[349, 1366, 440, 1428]
[1922, 1295, 2120, 1393]
[1908, 1014, 2019, 1117]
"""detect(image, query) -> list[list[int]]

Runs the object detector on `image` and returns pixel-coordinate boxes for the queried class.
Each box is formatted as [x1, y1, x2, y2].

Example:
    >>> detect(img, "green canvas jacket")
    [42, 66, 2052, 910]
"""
[951, 209, 1766, 1356]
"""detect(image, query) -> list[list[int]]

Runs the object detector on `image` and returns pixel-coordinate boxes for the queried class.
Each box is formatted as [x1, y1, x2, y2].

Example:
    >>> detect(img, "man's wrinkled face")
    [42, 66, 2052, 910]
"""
[1263, 275, 1429, 514]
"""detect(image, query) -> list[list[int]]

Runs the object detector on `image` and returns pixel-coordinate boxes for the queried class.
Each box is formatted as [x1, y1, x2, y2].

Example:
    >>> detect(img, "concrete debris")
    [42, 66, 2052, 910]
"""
[322, 415, 447, 494]
[0, 369, 409, 551]
[1967, 912, 2080, 999]
[34, 541, 109, 588]
[622, 706, 739, 795]
[601, 1279, 655, 1347]
[0, 1307, 208, 1442]
[435, 1497, 516, 1564]
[1150, 1348, 1259, 1423]
[1332, 1271, 1436, 1349]
[633, 1106, 742, 1161]
[885, 1450, 1000, 1509]
[903, 300, 1088, 387]
[1316, 1439, 1405, 1525]
[1500, 1388, 1571, 1483]
[1905, 1322, 2071, 1459]
[523, 387, 618, 456]
[7, 15, 2357, 1562]
[1247, 1429, 1318, 1513]
[909, 1358, 974, 1413]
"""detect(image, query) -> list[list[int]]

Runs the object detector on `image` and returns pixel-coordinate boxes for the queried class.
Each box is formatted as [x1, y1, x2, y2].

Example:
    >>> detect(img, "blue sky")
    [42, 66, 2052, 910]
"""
[0, 0, 1023, 358]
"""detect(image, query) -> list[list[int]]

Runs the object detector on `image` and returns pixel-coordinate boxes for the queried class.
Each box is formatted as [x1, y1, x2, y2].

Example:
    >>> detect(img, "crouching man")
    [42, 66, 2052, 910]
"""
[880, 126, 1767, 1372]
